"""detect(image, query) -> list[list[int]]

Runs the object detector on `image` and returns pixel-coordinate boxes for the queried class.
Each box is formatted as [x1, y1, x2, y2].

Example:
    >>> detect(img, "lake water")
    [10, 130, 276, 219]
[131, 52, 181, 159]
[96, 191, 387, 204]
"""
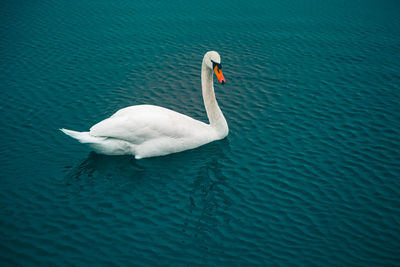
[1, 0, 400, 265]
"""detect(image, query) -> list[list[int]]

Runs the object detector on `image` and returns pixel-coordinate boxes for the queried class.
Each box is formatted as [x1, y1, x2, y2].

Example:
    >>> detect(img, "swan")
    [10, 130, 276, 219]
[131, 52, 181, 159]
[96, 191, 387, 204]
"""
[60, 51, 228, 159]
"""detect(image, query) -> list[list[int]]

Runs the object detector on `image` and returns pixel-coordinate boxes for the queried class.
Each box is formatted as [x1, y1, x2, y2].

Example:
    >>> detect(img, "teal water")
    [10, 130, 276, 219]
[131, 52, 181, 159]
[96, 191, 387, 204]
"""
[1, 0, 400, 265]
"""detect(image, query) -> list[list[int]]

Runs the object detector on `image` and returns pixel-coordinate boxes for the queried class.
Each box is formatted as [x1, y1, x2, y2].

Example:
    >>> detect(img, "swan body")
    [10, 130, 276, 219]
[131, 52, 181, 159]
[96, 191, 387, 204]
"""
[61, 51, 228, 159]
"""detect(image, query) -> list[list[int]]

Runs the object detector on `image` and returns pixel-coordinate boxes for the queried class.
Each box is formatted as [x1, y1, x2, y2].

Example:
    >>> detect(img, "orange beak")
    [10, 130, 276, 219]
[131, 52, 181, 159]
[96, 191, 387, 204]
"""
[214, 65, 226, 84]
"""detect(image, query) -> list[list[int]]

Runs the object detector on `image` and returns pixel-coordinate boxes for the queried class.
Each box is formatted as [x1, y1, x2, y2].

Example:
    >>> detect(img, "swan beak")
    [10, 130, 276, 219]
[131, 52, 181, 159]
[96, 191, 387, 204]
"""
[214, 65, 226, 85]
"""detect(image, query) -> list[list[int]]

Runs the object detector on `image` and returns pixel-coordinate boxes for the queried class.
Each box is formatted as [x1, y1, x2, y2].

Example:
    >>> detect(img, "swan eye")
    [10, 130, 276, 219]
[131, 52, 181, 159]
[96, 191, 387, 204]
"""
[211, 60, 222, 70]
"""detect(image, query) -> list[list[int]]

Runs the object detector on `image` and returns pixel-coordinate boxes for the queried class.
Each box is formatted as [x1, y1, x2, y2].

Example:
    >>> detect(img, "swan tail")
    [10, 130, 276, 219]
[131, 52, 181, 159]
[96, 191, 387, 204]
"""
[60, 128, 105, 144]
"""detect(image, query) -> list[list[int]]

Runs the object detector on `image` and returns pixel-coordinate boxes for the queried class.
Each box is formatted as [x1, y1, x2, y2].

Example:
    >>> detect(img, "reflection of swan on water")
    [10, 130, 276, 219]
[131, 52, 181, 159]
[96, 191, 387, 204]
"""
[63, 139, 230, 192]
[64, 152, 142, 181]
[61, 51, 228, 159]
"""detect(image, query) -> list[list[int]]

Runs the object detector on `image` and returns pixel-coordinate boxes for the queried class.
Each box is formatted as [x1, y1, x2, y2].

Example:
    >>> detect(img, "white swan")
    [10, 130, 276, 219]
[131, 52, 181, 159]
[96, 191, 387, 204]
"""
[61, 51, 228, 159]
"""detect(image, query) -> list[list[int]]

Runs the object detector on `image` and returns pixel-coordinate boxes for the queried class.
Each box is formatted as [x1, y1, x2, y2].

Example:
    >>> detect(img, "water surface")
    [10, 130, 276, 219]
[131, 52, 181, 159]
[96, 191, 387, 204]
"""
[1, 0, 400, 265]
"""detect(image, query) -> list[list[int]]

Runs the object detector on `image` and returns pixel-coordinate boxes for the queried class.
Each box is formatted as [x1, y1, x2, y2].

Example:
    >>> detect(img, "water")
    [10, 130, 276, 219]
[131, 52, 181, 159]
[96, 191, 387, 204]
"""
[1, 0, 400, 265]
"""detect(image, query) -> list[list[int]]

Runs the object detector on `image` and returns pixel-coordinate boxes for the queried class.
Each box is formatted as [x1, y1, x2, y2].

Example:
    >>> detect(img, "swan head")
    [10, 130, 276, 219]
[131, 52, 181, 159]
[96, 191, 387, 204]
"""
[204, 51, 225, 84]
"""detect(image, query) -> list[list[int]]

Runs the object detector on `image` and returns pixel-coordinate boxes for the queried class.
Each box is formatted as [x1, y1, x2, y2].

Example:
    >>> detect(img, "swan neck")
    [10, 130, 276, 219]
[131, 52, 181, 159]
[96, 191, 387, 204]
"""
[201, 58, 228, 136]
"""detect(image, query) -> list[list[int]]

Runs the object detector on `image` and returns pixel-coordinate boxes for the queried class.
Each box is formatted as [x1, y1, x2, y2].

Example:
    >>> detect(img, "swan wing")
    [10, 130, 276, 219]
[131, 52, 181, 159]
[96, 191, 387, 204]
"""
[89, 105, 208, 144]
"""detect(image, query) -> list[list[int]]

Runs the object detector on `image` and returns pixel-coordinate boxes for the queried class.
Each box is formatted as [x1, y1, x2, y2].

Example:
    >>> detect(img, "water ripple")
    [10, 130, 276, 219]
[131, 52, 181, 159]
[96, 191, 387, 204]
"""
[1, 0, 400, 265]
